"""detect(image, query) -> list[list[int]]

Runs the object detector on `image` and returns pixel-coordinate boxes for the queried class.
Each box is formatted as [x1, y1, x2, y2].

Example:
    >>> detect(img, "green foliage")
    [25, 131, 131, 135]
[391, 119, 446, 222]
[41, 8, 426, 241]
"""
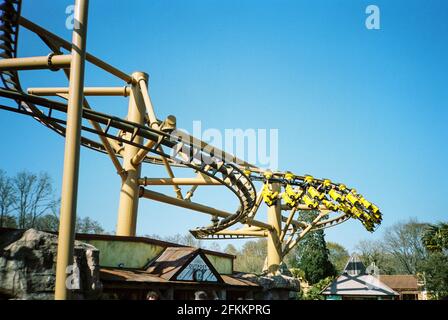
[287, 211, 336, 284]
[419, 222, 448, 299]
[355, 218, 429, 275]
[382, 219, 428, 274]
[298, 276, 334, 300]
[419, 252, 448, 299]
[422, 222, 448, 253]
[34, 213, 59, 232]
[29, 213, 106, 234]
[289, 267, 305, 279]
[225, 242, 268, 274]
[355, 219, 448, 300]
[224, 244, 238, 256]
[76, 216, 105, 234]
[234, 239, 267, 274]
[327, 242, 349, 273]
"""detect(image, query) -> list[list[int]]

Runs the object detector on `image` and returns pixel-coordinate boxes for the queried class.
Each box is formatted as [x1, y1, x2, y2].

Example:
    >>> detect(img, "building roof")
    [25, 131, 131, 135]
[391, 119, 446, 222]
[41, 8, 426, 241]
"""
[379, 275, 420, 291]
[322, 254, 399, 297]
[146, 247, 224, 283]
[99, 246, 263, 288]
[322, 274, 399, 296]
[75, 232, 235, 259]
[146, 247, 201, 279]
[100, 267, 260, 288]
[343, 254, 366, 276]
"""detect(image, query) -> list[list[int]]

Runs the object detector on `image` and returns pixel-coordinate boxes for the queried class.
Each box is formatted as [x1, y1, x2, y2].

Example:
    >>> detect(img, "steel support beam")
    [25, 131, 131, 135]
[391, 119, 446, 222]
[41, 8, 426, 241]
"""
[136, 77, 183, 198]
[19, 17, 132, 83]
[55, 92, 125, 179]
[266, 183, 282, 275]
[0, 54, 71, 71]
[280, 207, 297, 241]
[214, 229, 268, 237]
[54, 0, 89, 300]
[283, 212, 327, 257]
[139, 177, 221, 186]
[140, 188, 272, 230]
[116, 72, 147, 236]
[28, 86, 130, 96]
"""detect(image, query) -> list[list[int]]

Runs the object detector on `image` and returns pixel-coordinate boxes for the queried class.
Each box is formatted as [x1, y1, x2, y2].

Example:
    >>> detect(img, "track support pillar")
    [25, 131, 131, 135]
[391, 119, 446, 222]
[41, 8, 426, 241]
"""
[266, 183, 283, 275]
[54, 0, 89, 300]
[116, 72, 148, 236]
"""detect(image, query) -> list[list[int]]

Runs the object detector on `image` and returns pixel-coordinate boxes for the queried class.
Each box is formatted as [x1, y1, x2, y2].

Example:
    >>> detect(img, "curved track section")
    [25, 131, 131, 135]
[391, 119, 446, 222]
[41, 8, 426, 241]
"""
[255, 172, 382, 232]
[0, 88, 257, 236]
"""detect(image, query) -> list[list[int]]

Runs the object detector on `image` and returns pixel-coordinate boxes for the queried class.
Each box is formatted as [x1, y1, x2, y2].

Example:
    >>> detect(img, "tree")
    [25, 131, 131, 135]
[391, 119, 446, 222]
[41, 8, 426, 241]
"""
[0, 169, 106, 234]
[233, 239, 267, 274]
[419, 252, 448, 300]
[0, 170, 15, 228]
[287, 211, 336, 284]
[224, 244, 238, 256]
[354, 239, 399, 274]
[76, 216, 105, 234]
[419, 222, 448, 299]
[12, 171, 58, 229]
[382, 219, 428, 274]
[327, 242, 349, 274]
[148, 233, 204, 248]
[34, 213, 60, 232]
[29, 212, 106, 234]
[299, 276, 333, 300]
[422, 222, 448, 253]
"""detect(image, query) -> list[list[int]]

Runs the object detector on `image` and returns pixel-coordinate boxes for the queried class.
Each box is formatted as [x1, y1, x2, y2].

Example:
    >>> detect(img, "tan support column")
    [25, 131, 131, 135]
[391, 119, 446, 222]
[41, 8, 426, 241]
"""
[266, 183, 282, 275]
[116, 72, 148, 236]
[54, 0, 89, 300]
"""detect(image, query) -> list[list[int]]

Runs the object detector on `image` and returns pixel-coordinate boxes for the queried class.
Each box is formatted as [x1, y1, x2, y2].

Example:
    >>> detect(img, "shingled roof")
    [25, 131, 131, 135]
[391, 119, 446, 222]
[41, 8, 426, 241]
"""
[146, 247, 223, 283]
[146, 247, 198, 279]
[379, 275, 420, 291]
[99, 247, 260, 288]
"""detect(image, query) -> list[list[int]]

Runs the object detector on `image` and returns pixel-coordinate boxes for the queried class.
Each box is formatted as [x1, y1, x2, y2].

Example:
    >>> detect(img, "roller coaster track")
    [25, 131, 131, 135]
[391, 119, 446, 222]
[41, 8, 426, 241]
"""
[0, 0, 259, 237]
[0, 0, 382, 242]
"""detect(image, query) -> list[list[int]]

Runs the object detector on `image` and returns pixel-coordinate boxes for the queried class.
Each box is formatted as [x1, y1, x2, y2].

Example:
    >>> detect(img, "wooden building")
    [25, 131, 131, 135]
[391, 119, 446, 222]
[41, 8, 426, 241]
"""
[322, 255, 428, 300]
[321, 255, 399, 300]
[76, 234, 261, 300]
[379, 275, 426, 300]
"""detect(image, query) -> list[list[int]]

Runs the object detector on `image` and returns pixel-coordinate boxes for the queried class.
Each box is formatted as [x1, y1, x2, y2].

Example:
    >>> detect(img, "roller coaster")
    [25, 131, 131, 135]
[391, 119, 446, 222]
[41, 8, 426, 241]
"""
[0, 0, 382, 299]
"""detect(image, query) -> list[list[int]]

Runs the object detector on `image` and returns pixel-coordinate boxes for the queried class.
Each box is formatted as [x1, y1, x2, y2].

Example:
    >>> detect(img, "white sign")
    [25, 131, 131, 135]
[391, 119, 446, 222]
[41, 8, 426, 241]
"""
[176, 255, 218, 282]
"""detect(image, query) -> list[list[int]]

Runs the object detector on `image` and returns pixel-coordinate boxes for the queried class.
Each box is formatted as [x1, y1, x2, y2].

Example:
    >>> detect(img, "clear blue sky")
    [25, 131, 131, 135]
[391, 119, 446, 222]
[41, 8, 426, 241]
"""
[1, 0, 447, 252]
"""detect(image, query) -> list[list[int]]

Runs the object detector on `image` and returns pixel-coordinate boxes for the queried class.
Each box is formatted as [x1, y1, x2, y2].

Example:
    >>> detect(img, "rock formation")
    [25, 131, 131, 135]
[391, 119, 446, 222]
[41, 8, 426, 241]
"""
[0, 228, 102, 300]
